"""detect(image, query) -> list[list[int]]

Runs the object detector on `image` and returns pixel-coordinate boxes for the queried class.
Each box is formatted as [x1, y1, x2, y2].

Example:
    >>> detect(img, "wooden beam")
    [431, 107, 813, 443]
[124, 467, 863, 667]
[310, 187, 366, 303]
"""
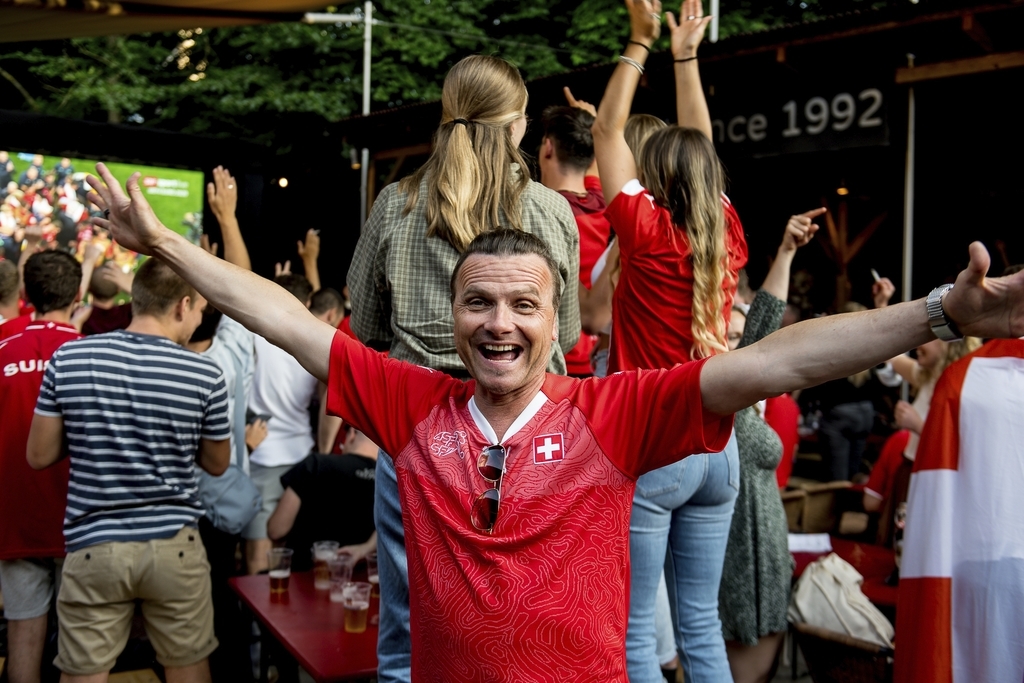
[373, 143, 431, 161]
[962, 13, 993, 53]
[896, 50, 1024, 83]
[698, 3, 1014, 64]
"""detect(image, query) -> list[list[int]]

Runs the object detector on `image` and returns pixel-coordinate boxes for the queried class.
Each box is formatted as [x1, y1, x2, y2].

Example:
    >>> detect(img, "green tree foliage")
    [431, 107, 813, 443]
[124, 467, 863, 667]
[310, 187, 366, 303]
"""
[0, 0, 891, 148]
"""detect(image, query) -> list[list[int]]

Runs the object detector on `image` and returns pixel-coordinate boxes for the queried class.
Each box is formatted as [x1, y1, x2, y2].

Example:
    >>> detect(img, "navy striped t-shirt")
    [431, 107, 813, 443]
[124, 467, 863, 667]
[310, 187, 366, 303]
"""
[35, 330, 230, 552]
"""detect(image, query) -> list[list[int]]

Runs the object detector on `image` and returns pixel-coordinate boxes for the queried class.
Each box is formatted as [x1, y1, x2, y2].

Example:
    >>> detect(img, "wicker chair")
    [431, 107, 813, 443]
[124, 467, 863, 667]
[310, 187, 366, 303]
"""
[792, 621, 893, 683]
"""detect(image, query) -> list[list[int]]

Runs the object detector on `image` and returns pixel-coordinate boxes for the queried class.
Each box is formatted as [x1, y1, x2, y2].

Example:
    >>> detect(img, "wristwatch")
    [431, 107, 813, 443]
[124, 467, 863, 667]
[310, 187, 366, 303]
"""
[926, 284, 963, 341]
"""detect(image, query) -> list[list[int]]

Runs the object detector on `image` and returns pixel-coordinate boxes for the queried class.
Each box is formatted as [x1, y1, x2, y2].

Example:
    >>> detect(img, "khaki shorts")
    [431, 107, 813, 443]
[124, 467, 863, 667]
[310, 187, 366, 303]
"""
[54, 526, 218, 675]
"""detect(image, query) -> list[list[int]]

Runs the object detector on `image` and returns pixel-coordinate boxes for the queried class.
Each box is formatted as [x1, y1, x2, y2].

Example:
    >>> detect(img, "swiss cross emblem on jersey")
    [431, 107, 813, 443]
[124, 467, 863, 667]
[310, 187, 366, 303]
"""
[533, 433, 564, 465]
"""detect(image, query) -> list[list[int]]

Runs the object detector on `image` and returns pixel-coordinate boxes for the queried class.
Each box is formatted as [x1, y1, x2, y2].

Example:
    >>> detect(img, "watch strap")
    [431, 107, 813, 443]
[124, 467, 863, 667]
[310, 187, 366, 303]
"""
[926, 284, 963, 341]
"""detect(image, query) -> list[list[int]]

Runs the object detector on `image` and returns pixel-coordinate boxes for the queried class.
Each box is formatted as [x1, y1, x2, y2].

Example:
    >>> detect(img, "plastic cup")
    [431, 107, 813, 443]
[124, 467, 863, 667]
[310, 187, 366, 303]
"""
[312, 541, 341, 590]
[366, 551, 379, 597]
[328, 553, 356, 602]
[341, 581, 372, 633]
[268, 548, 294, 594]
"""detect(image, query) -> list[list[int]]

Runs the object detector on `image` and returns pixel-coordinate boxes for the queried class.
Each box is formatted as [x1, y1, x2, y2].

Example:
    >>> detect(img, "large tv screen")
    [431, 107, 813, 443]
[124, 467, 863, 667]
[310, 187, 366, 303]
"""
[1, 150, 204, 269]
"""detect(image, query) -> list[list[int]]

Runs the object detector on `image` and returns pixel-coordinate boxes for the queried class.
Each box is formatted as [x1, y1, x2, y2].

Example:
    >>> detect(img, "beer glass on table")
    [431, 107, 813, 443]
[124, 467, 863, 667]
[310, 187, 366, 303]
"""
[328, 553, 356, 603]
[312, 541, 340, 590]
[341, 581, 373, 633]
[268, 548, 294, 594]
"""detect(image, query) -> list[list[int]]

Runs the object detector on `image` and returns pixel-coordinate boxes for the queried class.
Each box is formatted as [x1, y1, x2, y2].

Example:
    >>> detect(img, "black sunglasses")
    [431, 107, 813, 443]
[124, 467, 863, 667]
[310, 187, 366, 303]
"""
[471, 444, 507, 534]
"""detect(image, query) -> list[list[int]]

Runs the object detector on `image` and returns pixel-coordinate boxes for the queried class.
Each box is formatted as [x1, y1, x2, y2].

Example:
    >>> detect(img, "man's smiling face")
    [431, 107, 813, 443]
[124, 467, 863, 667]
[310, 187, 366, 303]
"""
[453, 253, 557, 400]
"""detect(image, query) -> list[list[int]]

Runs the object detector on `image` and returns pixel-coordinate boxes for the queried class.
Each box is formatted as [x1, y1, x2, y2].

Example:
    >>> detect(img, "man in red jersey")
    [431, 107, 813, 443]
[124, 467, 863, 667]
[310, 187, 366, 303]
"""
[0, 251, 82, 683]
[88, 162, 1024, 682]
[538, 101, 612, 377]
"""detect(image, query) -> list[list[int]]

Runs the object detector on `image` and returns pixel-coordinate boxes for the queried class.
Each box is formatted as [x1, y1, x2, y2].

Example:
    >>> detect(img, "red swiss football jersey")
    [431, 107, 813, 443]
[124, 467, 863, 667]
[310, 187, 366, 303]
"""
[0, 312, 33, 341]
[606, 180, 748, 373]
[327, 330, 733, 682]
[0, 321, 81, 559]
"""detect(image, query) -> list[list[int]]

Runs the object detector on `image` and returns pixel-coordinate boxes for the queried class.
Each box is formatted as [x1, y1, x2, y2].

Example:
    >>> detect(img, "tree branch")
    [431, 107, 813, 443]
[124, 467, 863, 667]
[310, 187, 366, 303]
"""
[0, 66, 40, 111]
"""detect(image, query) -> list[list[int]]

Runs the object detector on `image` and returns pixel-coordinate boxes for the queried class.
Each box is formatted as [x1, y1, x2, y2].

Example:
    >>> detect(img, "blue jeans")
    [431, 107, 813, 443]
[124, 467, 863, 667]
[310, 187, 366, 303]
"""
[375, 450, 411, 683]
[626, 433, 740, 683]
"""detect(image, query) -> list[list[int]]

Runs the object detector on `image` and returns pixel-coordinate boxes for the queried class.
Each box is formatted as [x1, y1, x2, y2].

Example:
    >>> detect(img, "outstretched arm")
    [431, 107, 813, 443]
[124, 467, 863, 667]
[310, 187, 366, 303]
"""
[592, 0, 661, 205]
[666, 0, 714, 141]
[87, 164, 334, 383]
[702, 242, 1024, 415]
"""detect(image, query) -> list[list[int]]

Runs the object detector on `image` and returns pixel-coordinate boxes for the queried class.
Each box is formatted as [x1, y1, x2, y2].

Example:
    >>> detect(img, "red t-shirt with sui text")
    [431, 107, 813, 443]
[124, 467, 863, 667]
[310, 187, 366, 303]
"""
[326, 329, 733, 682]
[605, 180, 748, 372]
[0, 312, 33, 341]
[0, 321, 81, 559]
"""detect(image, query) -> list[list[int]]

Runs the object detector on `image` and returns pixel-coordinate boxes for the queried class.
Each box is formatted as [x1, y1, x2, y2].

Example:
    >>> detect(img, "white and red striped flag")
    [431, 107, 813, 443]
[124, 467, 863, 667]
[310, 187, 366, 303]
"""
[896, 339, 1024, 683]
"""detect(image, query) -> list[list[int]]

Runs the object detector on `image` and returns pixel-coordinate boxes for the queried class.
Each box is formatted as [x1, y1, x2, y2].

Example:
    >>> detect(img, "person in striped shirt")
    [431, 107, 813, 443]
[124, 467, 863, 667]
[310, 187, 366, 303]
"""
[27, 257, 231, 683]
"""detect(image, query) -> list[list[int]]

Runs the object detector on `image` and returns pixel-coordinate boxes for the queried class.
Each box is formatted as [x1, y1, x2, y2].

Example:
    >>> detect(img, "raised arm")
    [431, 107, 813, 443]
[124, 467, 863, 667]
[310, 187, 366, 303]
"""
[564, 87, 601, 178]
[759, 208, 824, 302]
[702, 242, 1024, 415]
[297, 229, 322, 293]
[87, 164, 334, 383]
[206, 166, 252, 271]
[666, 0, 714, 140]
[592, 0, 661, 205]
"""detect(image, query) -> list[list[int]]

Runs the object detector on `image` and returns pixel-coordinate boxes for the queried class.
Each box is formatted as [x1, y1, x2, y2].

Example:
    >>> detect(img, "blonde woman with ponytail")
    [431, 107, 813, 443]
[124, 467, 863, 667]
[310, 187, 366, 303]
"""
[347, 54, 580, 683]
[592, 1, 748, 681]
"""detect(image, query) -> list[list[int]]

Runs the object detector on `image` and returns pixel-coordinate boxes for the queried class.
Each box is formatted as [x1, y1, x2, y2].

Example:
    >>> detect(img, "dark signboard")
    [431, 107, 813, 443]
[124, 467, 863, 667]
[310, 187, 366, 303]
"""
[709, 86, 890, 157]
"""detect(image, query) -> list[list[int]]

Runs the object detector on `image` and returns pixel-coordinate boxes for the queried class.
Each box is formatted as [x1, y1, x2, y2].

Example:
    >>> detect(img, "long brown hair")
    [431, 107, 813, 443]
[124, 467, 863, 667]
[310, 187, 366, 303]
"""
[399, 55, 530, 252]
[637, 127, 730, 359]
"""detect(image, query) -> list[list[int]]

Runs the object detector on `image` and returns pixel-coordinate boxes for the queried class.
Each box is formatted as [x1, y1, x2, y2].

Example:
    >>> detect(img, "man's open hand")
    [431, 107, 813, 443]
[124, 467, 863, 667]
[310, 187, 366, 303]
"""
[86, 163, 170, 256]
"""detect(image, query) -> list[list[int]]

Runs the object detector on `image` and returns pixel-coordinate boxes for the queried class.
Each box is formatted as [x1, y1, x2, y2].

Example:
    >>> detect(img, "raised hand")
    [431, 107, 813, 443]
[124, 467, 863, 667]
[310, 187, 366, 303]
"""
[23, 222, 44, 248]
[564, 87, 597, 117]
[99, 262, 135, 294]
[666, 0, 713, 59]
[872, 277, 896, 309]
[200, 234, 220, 258]
[941, 242, 1024, 339]
[275, 260, 292, 278]
[626, 0, 663, 47]
[779, 207, 824, 255]
[82, 239, 104, 266]
[297, 228, 321, 264]
[86, 163, 170, 256]
[206, 165, 238, 220]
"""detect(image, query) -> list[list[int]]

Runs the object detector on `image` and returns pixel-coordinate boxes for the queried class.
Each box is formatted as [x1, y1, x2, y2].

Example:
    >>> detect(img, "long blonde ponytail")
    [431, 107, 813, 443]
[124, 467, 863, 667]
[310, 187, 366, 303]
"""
[638, 127, 730, 359]
[399, 55, 530, 251]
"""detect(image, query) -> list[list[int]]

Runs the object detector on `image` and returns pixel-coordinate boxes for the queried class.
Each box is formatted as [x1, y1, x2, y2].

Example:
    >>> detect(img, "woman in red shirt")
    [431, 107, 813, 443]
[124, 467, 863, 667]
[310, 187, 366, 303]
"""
[592, 1, 747, 681]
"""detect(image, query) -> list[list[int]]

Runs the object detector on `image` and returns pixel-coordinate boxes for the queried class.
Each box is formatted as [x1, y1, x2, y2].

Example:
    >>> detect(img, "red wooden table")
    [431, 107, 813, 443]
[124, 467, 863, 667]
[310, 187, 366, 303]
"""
[792, 536, 898, 608]
[229, 571, 378, 682]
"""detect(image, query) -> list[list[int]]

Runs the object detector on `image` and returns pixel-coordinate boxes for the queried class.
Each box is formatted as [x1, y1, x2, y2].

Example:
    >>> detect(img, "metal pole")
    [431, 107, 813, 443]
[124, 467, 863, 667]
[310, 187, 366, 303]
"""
[710, 0, 719, 42]
[901, 83, 916, 401]
[359, 1, 373, 229]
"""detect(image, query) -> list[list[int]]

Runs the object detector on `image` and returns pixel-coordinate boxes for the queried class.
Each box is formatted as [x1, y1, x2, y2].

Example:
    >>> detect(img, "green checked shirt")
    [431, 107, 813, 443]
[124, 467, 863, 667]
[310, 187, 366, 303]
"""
[348, 171, 581, 376]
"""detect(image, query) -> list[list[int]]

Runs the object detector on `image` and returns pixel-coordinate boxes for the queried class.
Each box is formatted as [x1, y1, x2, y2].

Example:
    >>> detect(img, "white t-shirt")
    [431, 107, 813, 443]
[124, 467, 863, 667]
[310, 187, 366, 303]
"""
[200, 315, 255, 473]
[248, 334, 318, 468]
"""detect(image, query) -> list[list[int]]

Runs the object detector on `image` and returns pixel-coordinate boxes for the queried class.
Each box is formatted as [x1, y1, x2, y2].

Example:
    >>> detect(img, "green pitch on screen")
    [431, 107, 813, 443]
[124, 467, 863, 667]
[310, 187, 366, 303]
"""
[16, 152, 204, 240]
